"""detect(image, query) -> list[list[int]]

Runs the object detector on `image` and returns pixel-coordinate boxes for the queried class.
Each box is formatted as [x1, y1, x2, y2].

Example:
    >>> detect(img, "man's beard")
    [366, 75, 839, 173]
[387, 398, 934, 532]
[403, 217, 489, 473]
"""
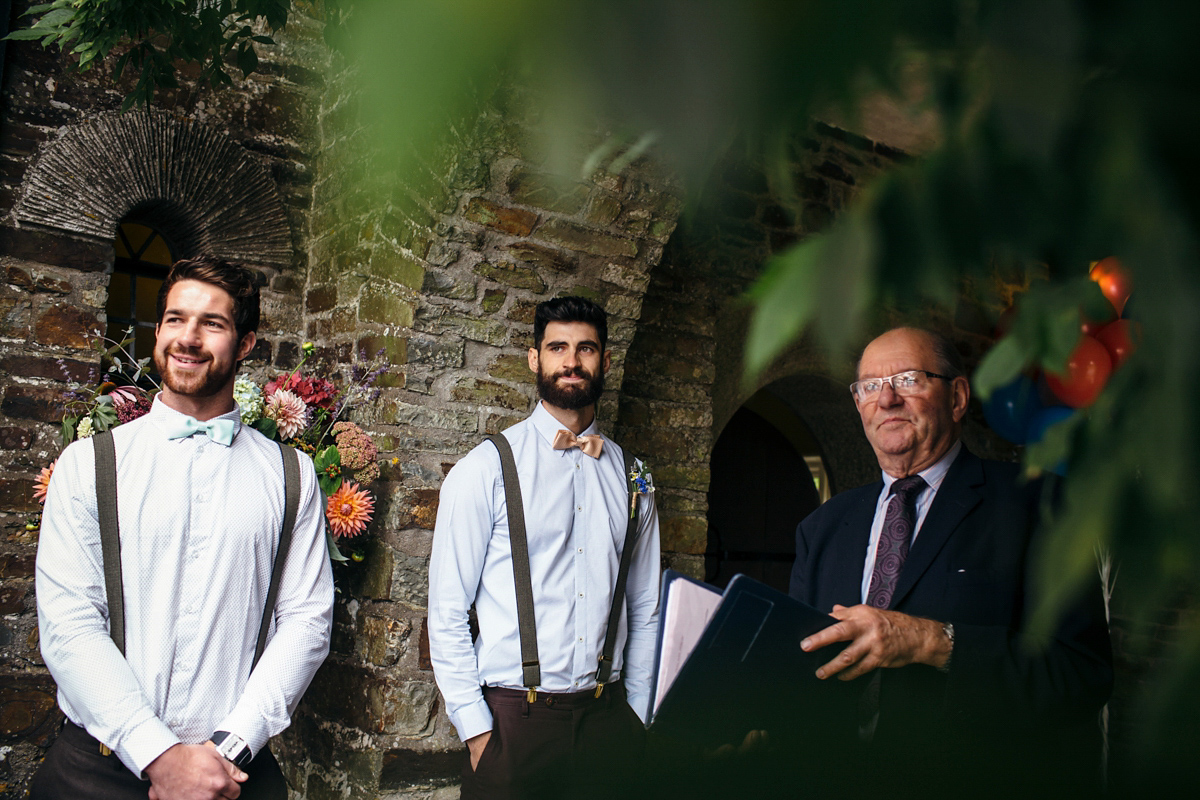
[154, 346, 235, 399]
[537, 364, 604, 411]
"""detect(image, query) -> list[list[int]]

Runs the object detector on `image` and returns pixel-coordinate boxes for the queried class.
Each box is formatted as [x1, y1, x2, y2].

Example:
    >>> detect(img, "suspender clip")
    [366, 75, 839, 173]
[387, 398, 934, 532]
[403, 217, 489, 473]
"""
[99, 744, 112, 756]
[594, 683, 604, 699]
[526, 688, 537, 703]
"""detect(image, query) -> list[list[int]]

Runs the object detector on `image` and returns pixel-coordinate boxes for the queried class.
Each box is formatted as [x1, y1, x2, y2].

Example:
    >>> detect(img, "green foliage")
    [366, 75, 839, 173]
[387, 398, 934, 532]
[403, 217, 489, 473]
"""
[5, 0, 290, 108]
[313, 445, 342, 497]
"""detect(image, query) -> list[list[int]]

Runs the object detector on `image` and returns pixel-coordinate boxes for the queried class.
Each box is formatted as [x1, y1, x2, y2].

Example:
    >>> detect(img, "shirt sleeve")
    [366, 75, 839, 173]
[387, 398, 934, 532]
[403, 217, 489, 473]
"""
[427, 448, 497, 742]
[216, 452, 334, 756]
[35, 439, 181, 777]
[621, 489, 661, 723]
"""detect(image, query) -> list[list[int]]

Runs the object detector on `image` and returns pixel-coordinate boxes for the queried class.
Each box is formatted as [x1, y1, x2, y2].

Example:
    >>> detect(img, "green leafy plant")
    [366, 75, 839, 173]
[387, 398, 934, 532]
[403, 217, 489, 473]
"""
[5, 0, 290, 109]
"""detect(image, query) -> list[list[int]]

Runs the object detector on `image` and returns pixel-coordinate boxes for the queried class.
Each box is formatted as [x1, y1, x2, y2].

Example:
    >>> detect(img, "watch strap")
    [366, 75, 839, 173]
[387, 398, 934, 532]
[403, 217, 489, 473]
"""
[211, 730, 252, 767]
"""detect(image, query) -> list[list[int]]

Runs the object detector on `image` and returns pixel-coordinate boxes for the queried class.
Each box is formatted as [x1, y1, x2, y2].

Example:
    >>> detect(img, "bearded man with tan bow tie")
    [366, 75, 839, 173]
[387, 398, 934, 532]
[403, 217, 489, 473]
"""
[429, 296, 661, 799]
[33, 256, 333, 800]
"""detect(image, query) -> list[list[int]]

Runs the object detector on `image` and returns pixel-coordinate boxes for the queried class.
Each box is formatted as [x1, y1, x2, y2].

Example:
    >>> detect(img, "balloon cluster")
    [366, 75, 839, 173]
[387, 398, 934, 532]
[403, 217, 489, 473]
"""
[983, 258, 1136, 469]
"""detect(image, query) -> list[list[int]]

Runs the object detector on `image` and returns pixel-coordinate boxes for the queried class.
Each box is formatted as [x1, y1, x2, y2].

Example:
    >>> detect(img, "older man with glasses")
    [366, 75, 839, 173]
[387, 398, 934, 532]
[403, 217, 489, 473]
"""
[788, 327, 1112, 799]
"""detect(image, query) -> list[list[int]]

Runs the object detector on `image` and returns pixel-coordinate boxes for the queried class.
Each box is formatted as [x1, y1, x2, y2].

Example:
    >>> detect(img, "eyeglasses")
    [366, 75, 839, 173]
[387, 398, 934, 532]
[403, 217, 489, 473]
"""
[849, 370, 952, 402]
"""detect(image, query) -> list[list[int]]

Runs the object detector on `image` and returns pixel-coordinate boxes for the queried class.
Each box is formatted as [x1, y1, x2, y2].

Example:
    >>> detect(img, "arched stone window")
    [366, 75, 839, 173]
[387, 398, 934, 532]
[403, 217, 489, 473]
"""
[106, 220, 176, 361]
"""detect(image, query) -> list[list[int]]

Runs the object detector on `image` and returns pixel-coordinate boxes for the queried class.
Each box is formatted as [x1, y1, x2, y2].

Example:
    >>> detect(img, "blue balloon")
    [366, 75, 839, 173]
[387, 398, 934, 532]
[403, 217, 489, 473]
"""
[983, 374, 1042, 444]
[1025, 405, 1075, 475]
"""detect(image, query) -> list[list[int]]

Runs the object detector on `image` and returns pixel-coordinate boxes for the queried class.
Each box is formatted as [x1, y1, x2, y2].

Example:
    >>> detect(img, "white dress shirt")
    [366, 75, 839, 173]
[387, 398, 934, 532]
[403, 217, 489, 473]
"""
[860, 440, 962, 602]
[36, 396, 334, 777]
[428, 402, 661, 742]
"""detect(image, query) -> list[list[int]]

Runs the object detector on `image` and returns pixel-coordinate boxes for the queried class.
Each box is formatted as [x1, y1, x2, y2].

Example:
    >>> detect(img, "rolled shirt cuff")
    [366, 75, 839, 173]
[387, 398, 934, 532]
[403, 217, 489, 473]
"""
[119, 717, 182, 779]
[450, 696, 494, 743]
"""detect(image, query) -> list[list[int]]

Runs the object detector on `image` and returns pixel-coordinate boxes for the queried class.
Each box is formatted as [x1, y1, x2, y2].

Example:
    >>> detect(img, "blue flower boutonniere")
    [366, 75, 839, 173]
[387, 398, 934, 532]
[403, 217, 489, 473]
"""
[629, 458, 655, 518]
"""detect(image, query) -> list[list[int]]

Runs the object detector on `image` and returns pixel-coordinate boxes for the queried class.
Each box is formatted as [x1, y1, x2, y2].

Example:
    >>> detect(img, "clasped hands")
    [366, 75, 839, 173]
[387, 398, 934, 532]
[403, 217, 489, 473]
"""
[800, 604, 951, 681]
[145, 741, 248, 800]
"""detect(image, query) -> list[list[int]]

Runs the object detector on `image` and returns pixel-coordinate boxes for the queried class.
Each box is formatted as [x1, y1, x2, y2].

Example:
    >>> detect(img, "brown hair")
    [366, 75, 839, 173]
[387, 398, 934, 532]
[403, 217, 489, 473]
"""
[156, 255, 261, 342]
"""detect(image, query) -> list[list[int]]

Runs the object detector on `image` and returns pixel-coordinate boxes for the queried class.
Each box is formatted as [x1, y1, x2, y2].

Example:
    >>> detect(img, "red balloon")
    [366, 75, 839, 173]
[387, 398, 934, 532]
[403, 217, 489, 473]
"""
[1094, 319, 1138, 368]
[1090, 257, 1134, 315]
[994, 305, 1018, 339]
[1045, 335, 1113, 408]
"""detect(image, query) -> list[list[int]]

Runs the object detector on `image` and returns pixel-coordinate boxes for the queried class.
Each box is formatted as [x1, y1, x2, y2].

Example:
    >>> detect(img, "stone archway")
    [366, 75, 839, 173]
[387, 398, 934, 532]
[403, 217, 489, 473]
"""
[11, 109, 293, 268]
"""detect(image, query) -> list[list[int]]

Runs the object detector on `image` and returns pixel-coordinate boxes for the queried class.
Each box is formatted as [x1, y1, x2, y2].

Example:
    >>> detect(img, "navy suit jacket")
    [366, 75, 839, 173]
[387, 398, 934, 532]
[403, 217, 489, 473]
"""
[790, 447, 1113, 790]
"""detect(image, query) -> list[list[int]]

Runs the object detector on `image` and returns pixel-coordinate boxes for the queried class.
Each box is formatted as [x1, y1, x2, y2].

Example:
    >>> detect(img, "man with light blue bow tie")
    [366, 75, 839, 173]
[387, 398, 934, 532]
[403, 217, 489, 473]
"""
[34, 256, 334, 800]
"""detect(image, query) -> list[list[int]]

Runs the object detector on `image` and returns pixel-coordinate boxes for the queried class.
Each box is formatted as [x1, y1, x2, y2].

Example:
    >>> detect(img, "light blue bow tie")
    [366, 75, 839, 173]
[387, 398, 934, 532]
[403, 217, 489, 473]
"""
[164, 415, 236, 446]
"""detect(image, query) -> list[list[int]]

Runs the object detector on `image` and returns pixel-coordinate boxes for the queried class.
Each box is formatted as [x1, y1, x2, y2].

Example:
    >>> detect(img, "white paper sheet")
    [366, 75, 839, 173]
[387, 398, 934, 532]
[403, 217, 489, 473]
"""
[653, 579, 723, 713]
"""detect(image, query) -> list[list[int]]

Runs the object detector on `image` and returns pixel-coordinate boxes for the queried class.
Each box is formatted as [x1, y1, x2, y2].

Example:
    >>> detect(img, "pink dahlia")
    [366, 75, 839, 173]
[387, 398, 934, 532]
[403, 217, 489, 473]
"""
[34, 459, 56, 504]
[265, 389, 309, 440]
[326, 482, 374, 538]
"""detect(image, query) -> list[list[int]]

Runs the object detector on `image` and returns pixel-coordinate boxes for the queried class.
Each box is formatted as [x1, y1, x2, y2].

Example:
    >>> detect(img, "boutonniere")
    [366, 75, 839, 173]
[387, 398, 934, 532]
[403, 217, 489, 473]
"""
[629, 458, 655, 518]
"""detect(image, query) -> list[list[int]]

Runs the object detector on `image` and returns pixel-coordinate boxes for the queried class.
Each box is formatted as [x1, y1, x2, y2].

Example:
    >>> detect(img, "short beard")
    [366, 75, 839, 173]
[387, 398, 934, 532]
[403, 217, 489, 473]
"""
[154, 346, 235, 399]
[537, 365, 604, 411]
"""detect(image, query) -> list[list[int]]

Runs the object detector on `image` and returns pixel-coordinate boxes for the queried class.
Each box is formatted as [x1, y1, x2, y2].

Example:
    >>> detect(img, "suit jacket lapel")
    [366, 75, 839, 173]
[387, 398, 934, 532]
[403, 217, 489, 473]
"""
[828, 484, 880, 608]
[891, 447, 984, 608]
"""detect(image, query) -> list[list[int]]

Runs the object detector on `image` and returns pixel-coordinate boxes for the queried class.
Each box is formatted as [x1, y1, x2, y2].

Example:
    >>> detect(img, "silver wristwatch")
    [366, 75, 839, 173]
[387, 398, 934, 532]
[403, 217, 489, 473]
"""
[211, 730, 252, 767]
[939, 621, 955, 673]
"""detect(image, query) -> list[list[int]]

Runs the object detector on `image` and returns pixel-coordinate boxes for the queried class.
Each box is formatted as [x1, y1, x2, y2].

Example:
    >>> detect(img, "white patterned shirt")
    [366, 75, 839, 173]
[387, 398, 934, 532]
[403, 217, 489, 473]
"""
[36, 396, 333, 777]
[428, 402, 661, 741]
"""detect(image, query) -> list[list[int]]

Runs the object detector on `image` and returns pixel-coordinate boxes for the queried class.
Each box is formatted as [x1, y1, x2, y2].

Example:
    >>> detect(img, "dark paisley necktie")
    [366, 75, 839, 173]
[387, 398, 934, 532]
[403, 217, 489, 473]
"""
[866, 475, 927, 609]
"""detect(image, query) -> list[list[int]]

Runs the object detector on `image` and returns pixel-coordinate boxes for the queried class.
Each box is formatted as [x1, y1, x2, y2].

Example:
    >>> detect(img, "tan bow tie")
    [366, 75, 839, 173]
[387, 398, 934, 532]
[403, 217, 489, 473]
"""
[552, 429, 604, 458]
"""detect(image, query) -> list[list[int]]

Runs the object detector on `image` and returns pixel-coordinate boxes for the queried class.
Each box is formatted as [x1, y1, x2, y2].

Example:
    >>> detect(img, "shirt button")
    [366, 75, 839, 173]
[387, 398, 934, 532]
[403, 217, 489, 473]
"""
[579, 592, 584, 597]
[577, 506, 582, 512]
[578, 548, 583, 553]
[575, 463, 580, 470]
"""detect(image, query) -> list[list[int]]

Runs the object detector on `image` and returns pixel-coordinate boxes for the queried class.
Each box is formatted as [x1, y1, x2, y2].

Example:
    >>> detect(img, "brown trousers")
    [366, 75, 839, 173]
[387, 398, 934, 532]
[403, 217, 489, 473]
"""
[30, 721, 288, 800]
[460, 682, 647, 800]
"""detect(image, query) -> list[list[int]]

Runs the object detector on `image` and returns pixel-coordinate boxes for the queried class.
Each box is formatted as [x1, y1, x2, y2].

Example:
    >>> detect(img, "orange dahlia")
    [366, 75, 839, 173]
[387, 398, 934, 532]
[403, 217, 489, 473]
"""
[326, 481, 374, 538]
[34, 459, 56, 504]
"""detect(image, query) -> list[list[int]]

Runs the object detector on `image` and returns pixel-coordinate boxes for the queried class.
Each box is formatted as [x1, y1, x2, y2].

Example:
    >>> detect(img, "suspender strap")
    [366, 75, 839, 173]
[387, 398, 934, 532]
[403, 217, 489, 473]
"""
[596, 449, 640, 692]
[93, 432, 300, 672]
[485, 434, 542, 692]
[93, 431, 125, 656]
[254, 442, 301, 670]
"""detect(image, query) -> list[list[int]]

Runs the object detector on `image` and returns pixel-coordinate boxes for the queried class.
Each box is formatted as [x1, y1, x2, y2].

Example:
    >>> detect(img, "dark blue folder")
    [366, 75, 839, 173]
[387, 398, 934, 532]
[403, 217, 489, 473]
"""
[646, 571, 843, 745]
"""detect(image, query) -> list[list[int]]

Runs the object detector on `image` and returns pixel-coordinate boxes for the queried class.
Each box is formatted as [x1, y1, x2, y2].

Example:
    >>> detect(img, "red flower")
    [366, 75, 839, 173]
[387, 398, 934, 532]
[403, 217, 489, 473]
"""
[266, 373, 338, 411]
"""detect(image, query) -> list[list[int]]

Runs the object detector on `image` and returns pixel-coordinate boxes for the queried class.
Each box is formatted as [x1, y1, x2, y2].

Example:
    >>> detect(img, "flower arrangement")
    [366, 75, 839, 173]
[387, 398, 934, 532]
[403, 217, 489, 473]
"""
[35, 335, 390, 563]
[236, 342, 390, 557]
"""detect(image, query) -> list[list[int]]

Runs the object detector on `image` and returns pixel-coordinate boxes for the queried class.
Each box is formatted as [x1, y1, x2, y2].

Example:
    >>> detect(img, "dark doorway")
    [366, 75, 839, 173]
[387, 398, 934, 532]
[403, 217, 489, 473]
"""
[705, 400, 825, 593]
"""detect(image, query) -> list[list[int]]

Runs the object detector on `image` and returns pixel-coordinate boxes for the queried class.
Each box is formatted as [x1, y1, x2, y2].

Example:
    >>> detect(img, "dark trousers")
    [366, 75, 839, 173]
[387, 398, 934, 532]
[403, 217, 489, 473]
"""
[460, 682, 647, 800]
[30, 721, 288, 800]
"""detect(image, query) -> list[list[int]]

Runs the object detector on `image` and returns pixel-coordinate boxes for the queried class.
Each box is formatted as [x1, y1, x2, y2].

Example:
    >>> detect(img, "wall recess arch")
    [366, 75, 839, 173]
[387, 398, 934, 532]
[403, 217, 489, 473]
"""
[12, 109, 292, 268]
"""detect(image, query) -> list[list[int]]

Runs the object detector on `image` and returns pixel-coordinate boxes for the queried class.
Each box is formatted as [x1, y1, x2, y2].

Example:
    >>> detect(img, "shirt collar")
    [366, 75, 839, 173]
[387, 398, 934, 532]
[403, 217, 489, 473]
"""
[148, 394, 244, 442]
[529, 401, 602, 456]
[880, 439, 961, 495]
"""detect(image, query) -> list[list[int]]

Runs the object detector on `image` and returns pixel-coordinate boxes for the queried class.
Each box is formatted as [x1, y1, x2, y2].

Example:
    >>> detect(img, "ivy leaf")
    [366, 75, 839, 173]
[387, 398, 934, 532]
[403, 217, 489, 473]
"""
[253, 417, 278, 440]
[236, 42, 258, 78]
[61, 416, 77, 448]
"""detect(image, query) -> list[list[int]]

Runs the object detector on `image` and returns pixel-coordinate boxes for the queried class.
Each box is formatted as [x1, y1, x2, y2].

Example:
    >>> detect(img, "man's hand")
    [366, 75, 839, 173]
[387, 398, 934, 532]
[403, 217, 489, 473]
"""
[145, 742, 247, 800]
[466, 731, 492, 772]
[800, 604, 951, 681]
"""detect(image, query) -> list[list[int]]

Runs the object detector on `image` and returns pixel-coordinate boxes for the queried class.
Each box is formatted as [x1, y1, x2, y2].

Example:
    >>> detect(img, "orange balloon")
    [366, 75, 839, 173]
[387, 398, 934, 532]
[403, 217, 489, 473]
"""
[1090, 256, 1133, 315]
[1045, 335, 1112, 408]
[1094, 319, 1138, 368]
